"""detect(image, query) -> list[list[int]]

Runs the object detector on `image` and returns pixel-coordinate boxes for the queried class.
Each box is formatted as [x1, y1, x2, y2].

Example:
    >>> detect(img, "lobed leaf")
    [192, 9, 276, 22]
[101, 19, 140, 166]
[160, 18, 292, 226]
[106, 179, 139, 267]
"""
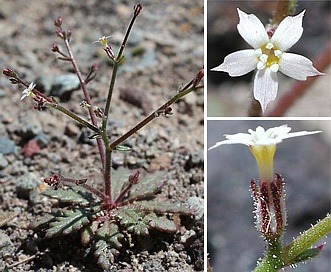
[28, 211, 62, 230]
[111, 168, 132, 201]
[117, 209, 149, 235]
[94, 220, 124, 269]
[143, 213, 178, 233]
[45, 208, 91, 238]
[135, 200, 194, 216]
[123, 171, 167, 203]
[43, 187, 93, 205]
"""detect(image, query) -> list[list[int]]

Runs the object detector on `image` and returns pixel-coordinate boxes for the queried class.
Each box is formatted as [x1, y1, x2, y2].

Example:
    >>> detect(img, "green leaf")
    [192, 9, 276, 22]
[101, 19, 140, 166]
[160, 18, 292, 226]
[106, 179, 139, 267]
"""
[118, 209, 149, 235]
[81, 220, 99, 245]
[135, 200, 194, 216]
[28, 211, 62, 230]
[45, 208, 91, 238]
[143, 213, 178, 233]
[43, 187, 93, 205]
[94, 220, 124, 270]
[110, 168, 132, 201]
[123, 171, 167, 203]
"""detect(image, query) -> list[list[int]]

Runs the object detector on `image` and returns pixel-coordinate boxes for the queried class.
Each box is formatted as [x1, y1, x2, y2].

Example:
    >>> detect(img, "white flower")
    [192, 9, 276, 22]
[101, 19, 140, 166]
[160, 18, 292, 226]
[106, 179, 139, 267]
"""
[209, 124, 321, 149]
[20, 82, 36, 101]
[211, 9, 324, 112]
[209, 125, 321, 181]
[93, 35, 112, 47]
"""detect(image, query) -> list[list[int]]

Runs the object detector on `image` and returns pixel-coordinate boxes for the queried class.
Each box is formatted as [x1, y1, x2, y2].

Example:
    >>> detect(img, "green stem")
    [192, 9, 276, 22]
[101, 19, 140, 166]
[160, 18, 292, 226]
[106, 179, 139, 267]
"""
[101, 5, 142, 200]
[283, 214, 331, 265]
[254, 214, 331, 271]
[254, 237, 283, 272]
[49, 104, 101, 134]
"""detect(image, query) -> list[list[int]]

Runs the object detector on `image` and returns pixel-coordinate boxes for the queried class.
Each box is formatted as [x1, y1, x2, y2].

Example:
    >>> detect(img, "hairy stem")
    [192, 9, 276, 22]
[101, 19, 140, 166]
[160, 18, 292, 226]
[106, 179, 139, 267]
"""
[283, 214, 331, 265]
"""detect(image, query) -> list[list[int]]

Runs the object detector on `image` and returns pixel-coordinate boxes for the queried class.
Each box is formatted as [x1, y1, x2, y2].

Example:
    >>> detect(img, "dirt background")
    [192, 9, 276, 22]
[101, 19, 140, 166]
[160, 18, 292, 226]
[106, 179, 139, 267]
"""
[207, 1, 331, 117]
[0, 0, 204, 271]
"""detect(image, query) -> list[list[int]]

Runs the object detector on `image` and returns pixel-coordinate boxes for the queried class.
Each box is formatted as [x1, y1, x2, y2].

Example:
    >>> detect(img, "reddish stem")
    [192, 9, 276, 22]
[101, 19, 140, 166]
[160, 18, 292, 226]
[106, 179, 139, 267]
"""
[63, 38, 106, 169]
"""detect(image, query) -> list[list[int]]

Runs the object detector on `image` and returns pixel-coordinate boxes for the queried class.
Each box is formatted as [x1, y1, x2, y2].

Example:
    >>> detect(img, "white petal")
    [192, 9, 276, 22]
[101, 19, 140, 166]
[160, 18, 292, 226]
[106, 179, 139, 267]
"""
[211, 49, 257, 76]
[208, 133, 253, 150]
[253, 69, 278, 112]
[236, 8, 269, 49]
[279, 53, 324, 80]
[271, 10, 305, 51]
[280, 130, 321, 140]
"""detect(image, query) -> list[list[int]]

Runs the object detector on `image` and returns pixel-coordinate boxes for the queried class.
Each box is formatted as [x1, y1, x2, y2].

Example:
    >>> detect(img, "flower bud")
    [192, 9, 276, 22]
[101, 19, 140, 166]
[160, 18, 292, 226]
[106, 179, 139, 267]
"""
[54, 16, 62, 27]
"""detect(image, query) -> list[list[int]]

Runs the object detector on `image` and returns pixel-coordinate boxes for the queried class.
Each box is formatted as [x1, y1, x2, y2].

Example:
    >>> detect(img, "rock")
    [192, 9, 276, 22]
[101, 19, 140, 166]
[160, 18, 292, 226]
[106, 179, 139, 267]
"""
[35, 75, 53, 95]
[187, 196, 204, 220]
[0, 231, 15, 258]
[33, 132, 49, 148]
[64, 122, 81, 137]
[17, 116, 42, 139]
[50, 74, 80, 101]
[0, 137, 17, 155]
[148, 155, 172, 172]
[21, 140, 40, 158]
[184, 150, 203, 170]
[119, 86, 153, 115]
[16, 172, 40, 201]
[0, 154, 9, 169]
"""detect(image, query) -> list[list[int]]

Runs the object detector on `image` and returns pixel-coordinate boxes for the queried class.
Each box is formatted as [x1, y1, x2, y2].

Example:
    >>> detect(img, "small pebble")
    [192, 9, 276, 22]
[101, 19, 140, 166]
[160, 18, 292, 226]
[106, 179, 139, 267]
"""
[0, 137, 17, 155]
[0, 154, 9, 169]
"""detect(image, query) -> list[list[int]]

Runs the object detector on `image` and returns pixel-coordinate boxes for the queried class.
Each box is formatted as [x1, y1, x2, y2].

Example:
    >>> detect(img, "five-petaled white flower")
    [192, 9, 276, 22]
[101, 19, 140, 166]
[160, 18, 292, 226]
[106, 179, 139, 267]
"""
[209, 125, 321, 182]
[211, 9, 324, 112]
[20, 82, 36, 101]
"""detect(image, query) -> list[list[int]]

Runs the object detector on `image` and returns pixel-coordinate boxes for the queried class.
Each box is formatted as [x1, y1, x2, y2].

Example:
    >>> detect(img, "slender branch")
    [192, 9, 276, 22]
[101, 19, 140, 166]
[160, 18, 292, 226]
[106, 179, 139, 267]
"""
[267, 43, 331, 117]
[50, 104, 101, 134]
[60, 175, 109, 202]
[283, 214, 331, 264]
[63, 38, 106, 169]
[103, 4, 142, 120]
[109, 75, 202, 150]
[101, 4, 142, 200]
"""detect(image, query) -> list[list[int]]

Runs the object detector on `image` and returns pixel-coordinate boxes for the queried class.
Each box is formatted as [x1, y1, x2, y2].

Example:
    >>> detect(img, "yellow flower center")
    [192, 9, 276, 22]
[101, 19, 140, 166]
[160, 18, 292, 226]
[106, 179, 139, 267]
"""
[255, 43, 282, 72]
[250, 144, 276, 182]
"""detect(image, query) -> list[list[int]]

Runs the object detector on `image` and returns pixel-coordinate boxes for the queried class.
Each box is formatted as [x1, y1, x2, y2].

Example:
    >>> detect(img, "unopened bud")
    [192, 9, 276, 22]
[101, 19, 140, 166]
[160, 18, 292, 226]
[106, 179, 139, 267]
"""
[3, 68, 16, 78]
[129, 171, 140, 184]
[134, 3, 143, 16]
[54, 16, 62, 27]
[51, 43, 59, 52]
[66, 29, 72, 39]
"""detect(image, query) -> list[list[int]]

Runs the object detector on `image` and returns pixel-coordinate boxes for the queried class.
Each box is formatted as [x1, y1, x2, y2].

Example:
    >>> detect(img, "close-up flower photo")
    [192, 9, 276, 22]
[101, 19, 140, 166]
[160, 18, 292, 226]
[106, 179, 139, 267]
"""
[207, 1, 330, 116]
[207, 120, 331, 271]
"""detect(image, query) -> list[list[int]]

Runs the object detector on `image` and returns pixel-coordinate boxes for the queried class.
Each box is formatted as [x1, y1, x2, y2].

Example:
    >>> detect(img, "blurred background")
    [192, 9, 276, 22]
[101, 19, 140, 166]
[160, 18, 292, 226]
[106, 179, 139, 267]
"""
[207, 1, 331, 116]
[207, 120, 331, 271]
